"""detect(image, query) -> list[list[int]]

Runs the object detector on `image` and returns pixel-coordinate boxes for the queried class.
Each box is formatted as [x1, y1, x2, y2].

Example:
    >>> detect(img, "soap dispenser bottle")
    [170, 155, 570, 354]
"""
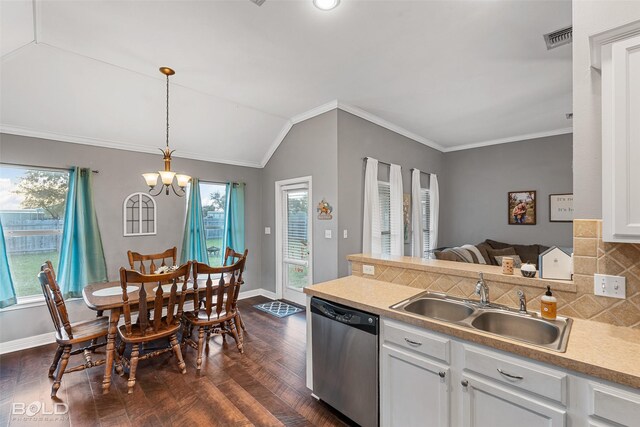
[541, 286, 557, 320]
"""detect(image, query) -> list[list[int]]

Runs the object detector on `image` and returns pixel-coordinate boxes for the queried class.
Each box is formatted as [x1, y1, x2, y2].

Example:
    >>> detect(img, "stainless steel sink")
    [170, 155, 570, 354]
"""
[392, 291, 573, 352]
[402, 297, 476, 322]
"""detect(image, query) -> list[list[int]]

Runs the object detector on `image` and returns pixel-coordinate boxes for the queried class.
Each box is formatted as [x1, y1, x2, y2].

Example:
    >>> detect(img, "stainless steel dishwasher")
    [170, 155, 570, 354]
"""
[311, 297, 379, 427]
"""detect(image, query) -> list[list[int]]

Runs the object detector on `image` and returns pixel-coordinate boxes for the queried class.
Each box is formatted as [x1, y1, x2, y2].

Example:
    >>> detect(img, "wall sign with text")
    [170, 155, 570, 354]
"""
[549, 193, 573, 222]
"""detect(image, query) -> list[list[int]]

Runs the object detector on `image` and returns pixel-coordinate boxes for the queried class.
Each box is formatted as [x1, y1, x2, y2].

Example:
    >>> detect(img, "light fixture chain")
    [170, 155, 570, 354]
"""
[166, 74, 170, 149]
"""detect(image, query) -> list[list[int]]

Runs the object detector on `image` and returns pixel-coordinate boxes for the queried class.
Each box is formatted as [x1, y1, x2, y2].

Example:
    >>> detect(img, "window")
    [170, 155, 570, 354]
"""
[123, 192, 156, 236]
[421, 188, 431, 257]
[378, 181, 391, 255]
[0, 165, 69, 298]
[199, 182, 227, 266]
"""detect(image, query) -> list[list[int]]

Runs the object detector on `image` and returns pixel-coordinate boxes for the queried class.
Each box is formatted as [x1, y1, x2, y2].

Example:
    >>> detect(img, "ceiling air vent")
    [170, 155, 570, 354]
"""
[249, 0, 266, 6]
[544, 26, 572, 50]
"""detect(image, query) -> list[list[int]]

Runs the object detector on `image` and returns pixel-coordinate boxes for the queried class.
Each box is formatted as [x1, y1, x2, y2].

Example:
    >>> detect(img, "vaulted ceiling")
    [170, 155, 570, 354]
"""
[0, 0, 572, 167]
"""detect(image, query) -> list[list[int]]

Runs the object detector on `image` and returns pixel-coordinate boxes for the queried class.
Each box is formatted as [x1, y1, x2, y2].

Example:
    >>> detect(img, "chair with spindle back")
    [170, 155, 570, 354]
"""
[223, 247, 249, 332]
[182, 259, 246, 371]
[127, 246, 177, 274]
[115, 262, 190, 394]
[38, 261, 108, 398]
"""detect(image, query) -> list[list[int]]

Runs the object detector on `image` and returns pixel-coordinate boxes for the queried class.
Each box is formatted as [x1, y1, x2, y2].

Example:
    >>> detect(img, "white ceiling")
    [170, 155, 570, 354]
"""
[0, 0, 572, 167]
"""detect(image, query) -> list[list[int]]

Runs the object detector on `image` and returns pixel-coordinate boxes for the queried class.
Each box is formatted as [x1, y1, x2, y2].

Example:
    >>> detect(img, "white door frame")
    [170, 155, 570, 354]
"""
[275, 176, 313, 303]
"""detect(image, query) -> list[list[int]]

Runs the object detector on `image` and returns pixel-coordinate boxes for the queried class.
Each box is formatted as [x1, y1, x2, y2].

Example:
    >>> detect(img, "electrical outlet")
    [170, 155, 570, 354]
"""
[343, 229, 348, 239]
[264, 227, 271, 235]
[594, 274, 626, 299]
[363, 265, 375, 275]
[325, 230, 332, 239]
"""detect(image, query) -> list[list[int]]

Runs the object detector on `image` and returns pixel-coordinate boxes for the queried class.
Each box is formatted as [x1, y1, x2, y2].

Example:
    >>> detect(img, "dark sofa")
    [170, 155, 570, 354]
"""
[434, 239, 550, 266]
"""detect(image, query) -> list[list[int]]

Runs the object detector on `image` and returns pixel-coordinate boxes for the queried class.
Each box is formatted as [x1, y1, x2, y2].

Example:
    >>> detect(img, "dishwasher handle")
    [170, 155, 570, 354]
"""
[311, 297, 378, 335]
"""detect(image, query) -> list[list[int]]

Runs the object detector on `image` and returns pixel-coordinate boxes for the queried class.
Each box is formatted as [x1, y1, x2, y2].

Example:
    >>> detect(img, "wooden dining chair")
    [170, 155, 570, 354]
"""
[223, 247, 249, 332]
[182, 258, 246, 371]
[127, 246, 177, 274]
[115, 262, 190, 394]
[38, 261, 108, 398]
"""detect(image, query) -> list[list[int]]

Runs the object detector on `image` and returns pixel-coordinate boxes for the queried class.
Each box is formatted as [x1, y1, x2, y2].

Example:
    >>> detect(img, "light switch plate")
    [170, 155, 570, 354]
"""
[594, 273, 626, 299]
[264, 227, 271, 235]
[363, 265, 375, 275]
[325, 230, 332, 239]
[343, 229, 348, 239]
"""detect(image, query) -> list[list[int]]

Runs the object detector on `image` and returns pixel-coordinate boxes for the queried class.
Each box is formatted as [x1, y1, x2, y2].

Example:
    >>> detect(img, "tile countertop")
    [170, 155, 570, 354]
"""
[304, 275, 640, 389]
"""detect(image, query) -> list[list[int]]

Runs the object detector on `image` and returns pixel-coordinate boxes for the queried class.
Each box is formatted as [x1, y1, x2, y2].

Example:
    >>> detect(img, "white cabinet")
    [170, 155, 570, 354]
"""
[380, 319, 451, 427]
[461, 374, 566, 427]
[381, 344, 450, 427]
[592, 22, 640, 242]
[380, 317, 640, 427]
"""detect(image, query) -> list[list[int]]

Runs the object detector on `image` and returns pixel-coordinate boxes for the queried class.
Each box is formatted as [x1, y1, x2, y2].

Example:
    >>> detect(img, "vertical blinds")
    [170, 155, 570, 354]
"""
[378, 182, 391, 255]
[283, 189, 309, 263]
[421, 188, 431, 257]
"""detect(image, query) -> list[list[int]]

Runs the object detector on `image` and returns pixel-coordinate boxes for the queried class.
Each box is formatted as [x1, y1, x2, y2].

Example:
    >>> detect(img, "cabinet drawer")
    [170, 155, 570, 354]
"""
[589, 383, 640, 426]
[382, 318, 450, 364]
[463, 345, 567, 405]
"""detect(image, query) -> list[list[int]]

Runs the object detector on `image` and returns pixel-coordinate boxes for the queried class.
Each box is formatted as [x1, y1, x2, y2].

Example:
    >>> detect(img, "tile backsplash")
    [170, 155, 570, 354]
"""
[351, 219, 640, 328]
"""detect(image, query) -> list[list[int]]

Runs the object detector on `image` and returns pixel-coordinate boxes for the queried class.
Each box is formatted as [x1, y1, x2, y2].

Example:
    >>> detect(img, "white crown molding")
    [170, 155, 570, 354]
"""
[336, 101, 445, 152]
[0, 124, 263, 168]
[441, 127, 574, 153]
[259, 100, 339, 167]
[259, 99, 445, 167]
[590, 18, 640, 70]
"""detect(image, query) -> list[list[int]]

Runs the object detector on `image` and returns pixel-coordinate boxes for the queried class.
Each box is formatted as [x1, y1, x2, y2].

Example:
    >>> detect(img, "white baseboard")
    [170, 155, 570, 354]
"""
[0, 288, 277, 355]
[0, 332, 55, 355]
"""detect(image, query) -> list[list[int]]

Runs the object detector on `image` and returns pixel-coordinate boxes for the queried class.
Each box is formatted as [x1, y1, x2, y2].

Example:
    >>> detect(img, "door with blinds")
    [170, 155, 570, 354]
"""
[276, 178, 312, 305]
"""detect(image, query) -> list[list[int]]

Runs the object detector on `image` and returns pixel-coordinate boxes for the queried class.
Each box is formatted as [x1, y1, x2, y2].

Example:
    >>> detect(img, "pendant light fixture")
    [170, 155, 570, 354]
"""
[142, 67, 191, 197]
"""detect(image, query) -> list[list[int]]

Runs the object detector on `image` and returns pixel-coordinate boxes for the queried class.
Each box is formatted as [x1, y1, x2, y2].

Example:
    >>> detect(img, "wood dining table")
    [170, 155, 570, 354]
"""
[83, 278, 212, 394]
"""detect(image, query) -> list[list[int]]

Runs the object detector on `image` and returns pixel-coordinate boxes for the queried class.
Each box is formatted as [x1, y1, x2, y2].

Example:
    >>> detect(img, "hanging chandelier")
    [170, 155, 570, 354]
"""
[142, 67, 191, 197]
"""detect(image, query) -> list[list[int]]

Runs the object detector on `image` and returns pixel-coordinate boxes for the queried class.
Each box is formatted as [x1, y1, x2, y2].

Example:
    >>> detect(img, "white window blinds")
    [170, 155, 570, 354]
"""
[421, 188, 431, 257]
[283, 188, 309, 263]
[378, 181, 391, 255]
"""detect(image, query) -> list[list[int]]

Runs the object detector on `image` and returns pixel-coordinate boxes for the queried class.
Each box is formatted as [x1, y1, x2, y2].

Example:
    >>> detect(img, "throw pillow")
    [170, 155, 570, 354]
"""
[494, 255, 523, 268]
[475, 242, 493, 265]
[485, 247, 517, 266]
[485, 239, 511, 250]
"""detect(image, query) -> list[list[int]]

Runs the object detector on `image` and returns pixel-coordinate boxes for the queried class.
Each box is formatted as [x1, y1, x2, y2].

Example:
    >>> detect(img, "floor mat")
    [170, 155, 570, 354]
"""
[254, 301, 304, 318]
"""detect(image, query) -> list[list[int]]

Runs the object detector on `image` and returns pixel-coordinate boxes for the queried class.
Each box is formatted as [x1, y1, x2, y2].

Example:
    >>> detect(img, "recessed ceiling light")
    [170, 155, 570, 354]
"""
[313, 0, 340, 11]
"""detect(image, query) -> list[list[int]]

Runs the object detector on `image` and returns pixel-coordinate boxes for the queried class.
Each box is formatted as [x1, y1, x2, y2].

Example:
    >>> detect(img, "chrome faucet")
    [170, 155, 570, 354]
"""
[517, 289, 527, 314]
[474, 272, 490, 306]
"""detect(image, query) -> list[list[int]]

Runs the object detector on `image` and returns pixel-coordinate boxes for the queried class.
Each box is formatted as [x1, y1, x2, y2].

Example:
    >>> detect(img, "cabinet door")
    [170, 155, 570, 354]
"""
[381, 344, 450, 427]
[461, 374, 566, 427]
[602, 33, 640, 242]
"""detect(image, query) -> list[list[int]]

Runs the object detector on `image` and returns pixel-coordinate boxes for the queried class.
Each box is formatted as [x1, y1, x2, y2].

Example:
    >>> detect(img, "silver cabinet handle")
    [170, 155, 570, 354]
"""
[461, 379, 468, 387]
[438, 371, 446, 378]
[497, 368, 524, 380]
[404, 337, 422, 346]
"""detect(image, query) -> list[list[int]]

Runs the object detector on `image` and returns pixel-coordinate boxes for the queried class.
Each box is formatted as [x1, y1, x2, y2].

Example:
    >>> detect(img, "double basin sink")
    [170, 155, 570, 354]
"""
[391, 292, 572, 352]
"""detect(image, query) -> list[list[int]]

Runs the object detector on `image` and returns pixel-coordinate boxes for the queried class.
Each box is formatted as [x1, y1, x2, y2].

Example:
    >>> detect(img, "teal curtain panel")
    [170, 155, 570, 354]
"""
[224, 182, 246, 259]
[57, 167, 108, 298]
[180, 178, 208, 264]
[0, 218, 17, 308]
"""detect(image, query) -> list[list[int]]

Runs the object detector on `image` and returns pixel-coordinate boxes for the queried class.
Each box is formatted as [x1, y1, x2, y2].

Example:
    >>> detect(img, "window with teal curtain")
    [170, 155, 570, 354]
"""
[223, 182, 245, 257]
[0, 218, 17, 308]
[57, 167, 108, 299]
[180, 178, 208, 264]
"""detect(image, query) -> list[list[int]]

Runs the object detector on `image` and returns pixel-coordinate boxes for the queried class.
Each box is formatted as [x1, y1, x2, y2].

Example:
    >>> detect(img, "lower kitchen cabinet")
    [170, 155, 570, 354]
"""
[461, 374, 566, 427]
[381, 343, 450, 427]
[380, 318, 639, 427]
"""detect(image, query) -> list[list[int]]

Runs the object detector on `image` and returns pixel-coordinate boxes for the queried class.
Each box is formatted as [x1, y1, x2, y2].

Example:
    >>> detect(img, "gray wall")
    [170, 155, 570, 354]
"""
[337, 110, 445, 277]
[0, 133, 263, 344]
[439, 134, 573, 248]
[261, 110, 339, 292]
[572, 1, 640, 218]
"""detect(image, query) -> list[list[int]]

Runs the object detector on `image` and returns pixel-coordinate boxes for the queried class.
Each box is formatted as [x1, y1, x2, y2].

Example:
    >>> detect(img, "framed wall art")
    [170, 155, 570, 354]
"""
[549, 193, 573, 222]
[508, 190, 536, 225]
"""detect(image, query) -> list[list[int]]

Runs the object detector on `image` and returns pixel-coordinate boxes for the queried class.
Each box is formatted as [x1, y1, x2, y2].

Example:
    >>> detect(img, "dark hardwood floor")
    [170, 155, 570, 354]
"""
[0, 296, 354, 427]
